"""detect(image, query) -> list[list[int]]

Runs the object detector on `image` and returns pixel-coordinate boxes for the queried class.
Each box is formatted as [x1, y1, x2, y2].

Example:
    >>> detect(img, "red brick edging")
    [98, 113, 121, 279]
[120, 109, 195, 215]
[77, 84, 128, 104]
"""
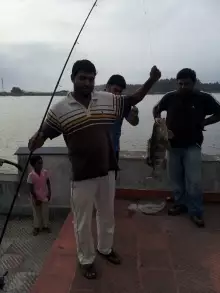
[116, 188, 220, 203]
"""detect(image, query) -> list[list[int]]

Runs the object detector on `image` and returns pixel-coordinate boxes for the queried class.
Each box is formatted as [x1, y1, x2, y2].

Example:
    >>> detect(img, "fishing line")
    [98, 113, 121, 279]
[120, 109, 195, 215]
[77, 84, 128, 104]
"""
[141, 0, 153, 61]
[0, 0, 98, 246]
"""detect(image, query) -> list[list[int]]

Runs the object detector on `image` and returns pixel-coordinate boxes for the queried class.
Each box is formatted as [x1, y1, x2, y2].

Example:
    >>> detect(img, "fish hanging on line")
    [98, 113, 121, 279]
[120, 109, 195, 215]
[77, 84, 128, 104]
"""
[145, 118, 173, 180]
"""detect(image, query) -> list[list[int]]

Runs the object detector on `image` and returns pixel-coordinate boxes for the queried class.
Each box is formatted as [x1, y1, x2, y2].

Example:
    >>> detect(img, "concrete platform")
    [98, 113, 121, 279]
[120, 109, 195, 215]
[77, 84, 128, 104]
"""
[31, 200, 220, 293]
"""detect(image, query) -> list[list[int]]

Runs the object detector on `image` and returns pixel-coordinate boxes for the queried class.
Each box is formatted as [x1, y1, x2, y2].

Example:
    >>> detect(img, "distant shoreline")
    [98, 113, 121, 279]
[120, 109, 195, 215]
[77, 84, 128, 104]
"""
[1, 79, 220, 96]
[0, 92, 67, 97]
[0, 91, 175, 97]
[1, 91, 220, 97]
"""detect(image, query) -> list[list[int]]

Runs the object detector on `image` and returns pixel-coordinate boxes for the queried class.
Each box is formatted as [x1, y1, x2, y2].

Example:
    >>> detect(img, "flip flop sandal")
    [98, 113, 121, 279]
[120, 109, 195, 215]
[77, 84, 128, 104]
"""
[97, 249, 121, 265]
[79, 263, 97, 279]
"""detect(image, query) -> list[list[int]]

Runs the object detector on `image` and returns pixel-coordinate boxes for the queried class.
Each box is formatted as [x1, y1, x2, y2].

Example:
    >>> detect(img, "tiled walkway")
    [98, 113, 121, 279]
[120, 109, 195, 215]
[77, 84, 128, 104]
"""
[32, 200, 220, 293]
[0, 215, 64, 293]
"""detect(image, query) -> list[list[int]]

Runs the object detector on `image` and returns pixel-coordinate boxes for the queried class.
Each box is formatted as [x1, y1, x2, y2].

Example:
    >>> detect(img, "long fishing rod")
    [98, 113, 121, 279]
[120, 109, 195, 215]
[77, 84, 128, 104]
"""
[0, 0, 98, 246]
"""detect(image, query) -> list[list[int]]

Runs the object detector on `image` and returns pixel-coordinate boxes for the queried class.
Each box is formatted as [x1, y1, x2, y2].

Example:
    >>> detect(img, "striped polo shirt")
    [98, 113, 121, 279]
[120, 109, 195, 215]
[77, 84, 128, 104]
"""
[42, 91, 130, 181]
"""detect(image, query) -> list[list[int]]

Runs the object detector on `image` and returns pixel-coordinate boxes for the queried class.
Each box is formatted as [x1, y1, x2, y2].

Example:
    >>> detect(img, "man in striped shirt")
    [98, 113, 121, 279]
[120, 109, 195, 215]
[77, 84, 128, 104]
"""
[28, 59, 161, 279]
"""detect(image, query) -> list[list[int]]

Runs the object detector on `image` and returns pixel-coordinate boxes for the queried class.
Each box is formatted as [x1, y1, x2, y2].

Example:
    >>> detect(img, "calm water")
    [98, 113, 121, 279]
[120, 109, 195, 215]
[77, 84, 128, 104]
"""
[0, 94, 220, 173]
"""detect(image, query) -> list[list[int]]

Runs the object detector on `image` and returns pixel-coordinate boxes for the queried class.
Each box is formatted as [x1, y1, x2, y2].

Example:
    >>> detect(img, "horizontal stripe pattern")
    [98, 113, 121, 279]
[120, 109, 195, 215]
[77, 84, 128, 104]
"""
[45, 91, 126, 135]
[46, 109, 62, 133]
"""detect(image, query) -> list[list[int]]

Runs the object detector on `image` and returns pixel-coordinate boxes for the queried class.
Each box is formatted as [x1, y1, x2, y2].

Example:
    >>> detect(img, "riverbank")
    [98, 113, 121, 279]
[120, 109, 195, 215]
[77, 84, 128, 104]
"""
[0, 91, 67, 97]
[0, 91, 168, 96]
[1, 79, 220, 96]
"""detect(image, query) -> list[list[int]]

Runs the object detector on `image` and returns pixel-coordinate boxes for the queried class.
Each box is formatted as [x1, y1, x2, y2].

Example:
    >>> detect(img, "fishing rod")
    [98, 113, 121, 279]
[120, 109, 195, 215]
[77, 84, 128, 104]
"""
[0, 0, 98, 246]
[0, 159, 23, 172]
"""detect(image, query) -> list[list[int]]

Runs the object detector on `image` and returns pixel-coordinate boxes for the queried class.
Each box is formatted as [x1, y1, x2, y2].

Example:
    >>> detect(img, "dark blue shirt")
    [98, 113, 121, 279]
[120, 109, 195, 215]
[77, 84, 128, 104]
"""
[111, 106, 131, 152]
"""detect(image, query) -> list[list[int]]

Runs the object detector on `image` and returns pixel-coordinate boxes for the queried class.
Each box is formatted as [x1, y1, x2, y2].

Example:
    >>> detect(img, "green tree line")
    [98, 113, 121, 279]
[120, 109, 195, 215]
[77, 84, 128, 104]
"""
[1, 79, 220, 96]
[96, 79, 220, 94]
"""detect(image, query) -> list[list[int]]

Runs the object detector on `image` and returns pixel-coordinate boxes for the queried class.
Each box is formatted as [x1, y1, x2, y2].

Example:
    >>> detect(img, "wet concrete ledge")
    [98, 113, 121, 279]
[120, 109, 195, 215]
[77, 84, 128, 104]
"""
[16, 147, 220, 202]
[14, 146, 220, 162]
[0, 147, 220, 216]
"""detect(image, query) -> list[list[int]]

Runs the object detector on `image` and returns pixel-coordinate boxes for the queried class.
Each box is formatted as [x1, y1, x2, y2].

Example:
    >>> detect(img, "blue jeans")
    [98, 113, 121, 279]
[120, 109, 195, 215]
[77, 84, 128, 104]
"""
[167, 146, 203, 217]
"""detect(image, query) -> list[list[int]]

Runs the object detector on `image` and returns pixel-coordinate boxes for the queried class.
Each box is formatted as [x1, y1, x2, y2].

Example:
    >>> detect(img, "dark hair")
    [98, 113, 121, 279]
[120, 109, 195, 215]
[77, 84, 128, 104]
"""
[106, 74, 126, 90]
[176, 68, 197, 83]
[71, 59, 97, 78]
[30, 155, 42, 167]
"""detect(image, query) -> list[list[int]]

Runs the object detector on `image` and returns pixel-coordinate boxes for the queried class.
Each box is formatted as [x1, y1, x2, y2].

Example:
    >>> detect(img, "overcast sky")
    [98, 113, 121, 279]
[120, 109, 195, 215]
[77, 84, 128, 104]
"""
[0, 0, 220, 91]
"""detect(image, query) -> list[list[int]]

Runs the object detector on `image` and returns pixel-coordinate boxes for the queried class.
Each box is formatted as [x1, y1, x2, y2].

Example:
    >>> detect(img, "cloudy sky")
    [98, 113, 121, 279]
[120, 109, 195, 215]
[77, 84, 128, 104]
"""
[0, 0, 220, 91]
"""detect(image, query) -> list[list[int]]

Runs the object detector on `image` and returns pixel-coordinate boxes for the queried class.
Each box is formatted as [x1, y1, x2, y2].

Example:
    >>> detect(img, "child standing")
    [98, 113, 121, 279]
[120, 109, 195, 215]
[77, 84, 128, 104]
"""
[27, 155, 51, 236]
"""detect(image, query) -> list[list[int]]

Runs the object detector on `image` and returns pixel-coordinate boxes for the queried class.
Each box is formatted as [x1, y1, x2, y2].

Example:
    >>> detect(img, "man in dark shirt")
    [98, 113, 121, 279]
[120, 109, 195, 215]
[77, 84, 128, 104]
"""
[28, 59, 161, 279]
[105, 74, 139, 178]
[153, 68, 220, 228]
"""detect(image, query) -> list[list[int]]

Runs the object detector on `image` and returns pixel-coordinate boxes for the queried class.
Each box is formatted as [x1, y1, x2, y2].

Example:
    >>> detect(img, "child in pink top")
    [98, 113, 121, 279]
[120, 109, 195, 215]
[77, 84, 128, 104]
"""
[27, 155, 51, 236]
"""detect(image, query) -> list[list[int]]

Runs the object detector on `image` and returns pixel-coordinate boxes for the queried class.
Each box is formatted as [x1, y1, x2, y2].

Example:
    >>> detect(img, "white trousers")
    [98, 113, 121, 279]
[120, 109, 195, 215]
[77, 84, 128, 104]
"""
[70, 171, 116, 265]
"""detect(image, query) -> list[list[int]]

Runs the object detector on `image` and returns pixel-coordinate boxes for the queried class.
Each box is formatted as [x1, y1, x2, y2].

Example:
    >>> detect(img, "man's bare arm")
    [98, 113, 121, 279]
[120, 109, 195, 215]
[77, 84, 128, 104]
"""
[153, 104, 162, 118]
[204, 114, 220, 127]
[152, 93, 171, 119]
[28, 109, 62, 152]
[28, 123, 59, 152]
[126, 66, 161, 106]
[203, 95, 220, 127]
